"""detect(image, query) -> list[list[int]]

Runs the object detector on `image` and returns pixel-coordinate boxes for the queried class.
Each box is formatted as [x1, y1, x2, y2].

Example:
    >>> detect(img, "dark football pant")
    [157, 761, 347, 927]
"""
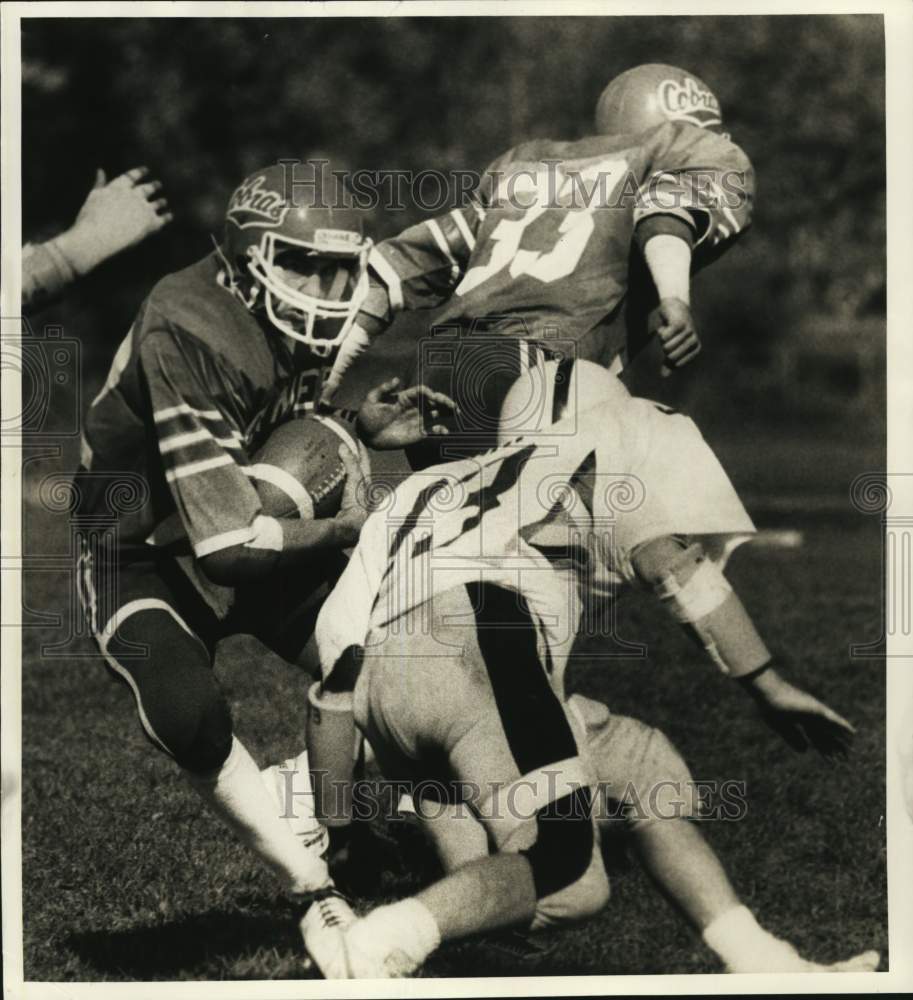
[354, 582, 610, 928]
[78, 546, 345, 773]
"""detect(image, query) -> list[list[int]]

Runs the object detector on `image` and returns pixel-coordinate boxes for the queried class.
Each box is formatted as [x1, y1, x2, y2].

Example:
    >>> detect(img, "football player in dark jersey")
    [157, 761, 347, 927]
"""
[73, 163, 454, 898]
[321, 63, 752, 466]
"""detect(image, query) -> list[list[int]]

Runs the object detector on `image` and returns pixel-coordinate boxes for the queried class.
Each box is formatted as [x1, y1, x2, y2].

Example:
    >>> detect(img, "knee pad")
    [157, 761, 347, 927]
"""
[113, 609, 232, 770]
[178, 693, 233, 773]
[520, 787, 595, 899]
[530, 837, 610, 930]
[653, 542, 770, 677]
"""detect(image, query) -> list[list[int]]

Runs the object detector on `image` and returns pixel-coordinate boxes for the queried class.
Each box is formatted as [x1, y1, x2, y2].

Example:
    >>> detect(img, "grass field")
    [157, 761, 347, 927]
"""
[18, 462, 887, 980]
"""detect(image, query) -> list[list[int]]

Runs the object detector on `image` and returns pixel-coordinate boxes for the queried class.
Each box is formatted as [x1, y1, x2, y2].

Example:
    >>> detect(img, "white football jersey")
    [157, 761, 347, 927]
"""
[316, 388, 755, 682]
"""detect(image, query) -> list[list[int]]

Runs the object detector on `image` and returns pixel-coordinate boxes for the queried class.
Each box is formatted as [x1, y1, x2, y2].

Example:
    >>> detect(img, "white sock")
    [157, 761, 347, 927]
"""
[184, 736, 331, 894]
[346, 898, 441, 976]
[261, 751, 330, 856]
[703, 904, 803, 973]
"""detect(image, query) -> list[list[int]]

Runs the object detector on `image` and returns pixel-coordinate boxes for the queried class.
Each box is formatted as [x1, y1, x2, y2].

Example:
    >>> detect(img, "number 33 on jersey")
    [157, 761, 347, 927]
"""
[369, 119, 754, 358]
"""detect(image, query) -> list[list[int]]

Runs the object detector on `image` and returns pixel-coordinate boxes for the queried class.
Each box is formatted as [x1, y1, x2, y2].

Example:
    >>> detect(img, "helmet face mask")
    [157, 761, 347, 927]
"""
[247, 230, 371, 356]
[221, 165, 371, 356]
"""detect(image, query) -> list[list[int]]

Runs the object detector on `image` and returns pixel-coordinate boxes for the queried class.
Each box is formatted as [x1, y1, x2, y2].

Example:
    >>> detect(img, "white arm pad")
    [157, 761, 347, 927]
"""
[324, 323, 374, 401]
[643, 233, 693, 304]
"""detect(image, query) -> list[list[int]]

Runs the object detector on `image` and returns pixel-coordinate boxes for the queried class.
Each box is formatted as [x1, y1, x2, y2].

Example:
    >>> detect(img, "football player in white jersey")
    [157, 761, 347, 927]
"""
[299, 360, 874, 977]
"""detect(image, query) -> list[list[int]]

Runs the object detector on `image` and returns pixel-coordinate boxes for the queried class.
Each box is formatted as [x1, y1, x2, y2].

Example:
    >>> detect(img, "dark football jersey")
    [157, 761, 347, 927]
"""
[75, 253, 336, 559]
[370, 121, 754, 366]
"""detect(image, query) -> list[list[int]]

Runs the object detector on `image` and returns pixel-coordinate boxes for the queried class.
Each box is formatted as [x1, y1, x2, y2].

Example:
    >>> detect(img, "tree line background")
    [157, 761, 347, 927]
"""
[21, 13, 886, 491]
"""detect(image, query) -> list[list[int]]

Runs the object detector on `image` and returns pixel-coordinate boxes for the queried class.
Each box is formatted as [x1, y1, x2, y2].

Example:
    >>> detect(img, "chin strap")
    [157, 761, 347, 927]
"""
[212, 235, 260, 310]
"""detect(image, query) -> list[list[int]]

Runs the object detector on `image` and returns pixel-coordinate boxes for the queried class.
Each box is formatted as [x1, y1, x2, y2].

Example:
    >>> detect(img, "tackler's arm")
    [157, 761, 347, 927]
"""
[634, 214, 701, 375]
[631, 535, 855, 760]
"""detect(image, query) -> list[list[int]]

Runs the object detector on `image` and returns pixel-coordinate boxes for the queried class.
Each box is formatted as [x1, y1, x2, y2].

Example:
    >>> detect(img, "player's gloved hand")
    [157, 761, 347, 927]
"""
[55, 167, 173, 275]
[332, 443, 370, 544]
[356, 377, 456, 450]
[743, 668, 855, 760]
[652, 297, 701, 375]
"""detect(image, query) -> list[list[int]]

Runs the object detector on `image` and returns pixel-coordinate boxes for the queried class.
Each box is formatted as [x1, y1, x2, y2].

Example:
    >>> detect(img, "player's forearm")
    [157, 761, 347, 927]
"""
[323, 276, 394, 401]
[53, 224, 109, 276]
[642, 234, 693, 304]
[199, 515, 357, 585]
[21, 240, 78, 314]
[279, 515, 360, 561]
[632, 536, 771, 679]
[356, 273, 396, 335]
[735, 662, 785, 699]
[322, 324, 375, 402]
[634, 213, 695, 302]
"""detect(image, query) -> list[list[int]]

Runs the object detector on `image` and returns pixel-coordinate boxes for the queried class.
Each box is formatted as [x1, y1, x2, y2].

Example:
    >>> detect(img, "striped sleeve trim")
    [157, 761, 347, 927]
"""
[425, 219, 460, 283]
[164, 454, 235, 483]
[193, 525, 258, 558]
[636, 172, 743, 249]
[154, 403, 223, 424]
[159, 428, 244, 453]
[449, 208, 477, 250]
[702, 176, 743, 235]
[368, 246, 404, 311]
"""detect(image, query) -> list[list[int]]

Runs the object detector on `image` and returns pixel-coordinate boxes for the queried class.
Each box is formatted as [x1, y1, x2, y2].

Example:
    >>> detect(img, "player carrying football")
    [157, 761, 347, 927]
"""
[74, 163, 454, 899]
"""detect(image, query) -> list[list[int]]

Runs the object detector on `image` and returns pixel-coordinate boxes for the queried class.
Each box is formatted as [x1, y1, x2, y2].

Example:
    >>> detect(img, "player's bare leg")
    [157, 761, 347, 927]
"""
[302, 843, 539, 978]
[630, 817, 879, 973]
[417, 853, 537, 938]
[415, 797, 490, 871]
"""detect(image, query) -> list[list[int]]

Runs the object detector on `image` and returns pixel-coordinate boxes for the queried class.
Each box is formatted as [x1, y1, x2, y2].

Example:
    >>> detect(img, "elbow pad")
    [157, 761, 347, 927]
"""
[654, 542, 770, 677]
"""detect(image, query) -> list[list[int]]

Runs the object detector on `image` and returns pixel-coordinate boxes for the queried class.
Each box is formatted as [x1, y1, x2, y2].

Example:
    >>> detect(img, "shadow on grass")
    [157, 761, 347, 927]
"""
[65, 906, 304, 979]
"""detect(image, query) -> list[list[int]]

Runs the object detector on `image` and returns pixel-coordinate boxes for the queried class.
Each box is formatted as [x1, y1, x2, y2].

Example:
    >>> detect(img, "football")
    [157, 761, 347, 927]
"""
[249, 413, 360, 520]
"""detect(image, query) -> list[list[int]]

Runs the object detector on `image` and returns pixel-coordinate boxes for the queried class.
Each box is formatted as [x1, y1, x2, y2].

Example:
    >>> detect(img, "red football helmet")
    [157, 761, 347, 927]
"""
[220, 164, 372, 356]
[595, 64, 723, 136]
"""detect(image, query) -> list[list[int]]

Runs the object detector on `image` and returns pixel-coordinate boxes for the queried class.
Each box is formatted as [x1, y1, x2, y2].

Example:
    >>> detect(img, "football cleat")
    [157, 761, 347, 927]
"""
[299, 888, 358, 978]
